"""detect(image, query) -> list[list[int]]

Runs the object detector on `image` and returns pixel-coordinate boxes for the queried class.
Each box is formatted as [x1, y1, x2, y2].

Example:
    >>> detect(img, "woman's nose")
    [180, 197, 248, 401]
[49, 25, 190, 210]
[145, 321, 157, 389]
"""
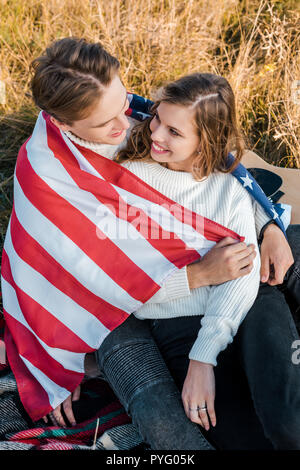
[151, 124, 165, 142]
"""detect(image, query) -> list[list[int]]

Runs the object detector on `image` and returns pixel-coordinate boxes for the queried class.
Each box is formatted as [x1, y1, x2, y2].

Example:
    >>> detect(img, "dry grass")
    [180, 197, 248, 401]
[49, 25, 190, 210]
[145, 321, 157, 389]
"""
[0, 0, 300, 248]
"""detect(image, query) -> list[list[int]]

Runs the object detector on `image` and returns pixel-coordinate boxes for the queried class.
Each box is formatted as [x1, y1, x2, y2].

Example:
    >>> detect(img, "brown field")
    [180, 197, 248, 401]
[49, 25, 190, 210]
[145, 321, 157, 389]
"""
[0, 0, 299, 251]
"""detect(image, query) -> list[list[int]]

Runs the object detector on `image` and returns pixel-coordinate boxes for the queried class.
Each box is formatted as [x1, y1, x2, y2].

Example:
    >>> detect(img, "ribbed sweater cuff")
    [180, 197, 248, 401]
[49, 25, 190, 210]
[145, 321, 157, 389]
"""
[255, 205, 272, 237]
[188, 330, 230, 367]
[164, 266, 191, 301]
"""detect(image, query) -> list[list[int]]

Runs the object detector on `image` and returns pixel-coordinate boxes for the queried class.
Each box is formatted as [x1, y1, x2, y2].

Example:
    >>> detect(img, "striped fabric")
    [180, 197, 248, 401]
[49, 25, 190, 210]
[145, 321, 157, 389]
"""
[0, 108, 244, 422]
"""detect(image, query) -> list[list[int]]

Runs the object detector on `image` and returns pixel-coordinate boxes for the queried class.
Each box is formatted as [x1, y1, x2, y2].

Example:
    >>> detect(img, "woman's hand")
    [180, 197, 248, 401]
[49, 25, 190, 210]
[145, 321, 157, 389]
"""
[181, 360, 216, 431]
[187, 237, 257, 288]
[42, 385, 81, 427]
[260, 223, 294, 285]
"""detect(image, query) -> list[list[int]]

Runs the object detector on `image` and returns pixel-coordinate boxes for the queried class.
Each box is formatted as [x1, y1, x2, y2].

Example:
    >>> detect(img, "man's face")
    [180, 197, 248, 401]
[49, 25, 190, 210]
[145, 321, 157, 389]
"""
[52, 75, 131, 145]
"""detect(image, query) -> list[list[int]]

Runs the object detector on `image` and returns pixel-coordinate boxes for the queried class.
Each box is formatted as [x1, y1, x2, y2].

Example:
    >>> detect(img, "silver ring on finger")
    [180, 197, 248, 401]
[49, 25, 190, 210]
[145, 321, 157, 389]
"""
[198, 405, 207, 411]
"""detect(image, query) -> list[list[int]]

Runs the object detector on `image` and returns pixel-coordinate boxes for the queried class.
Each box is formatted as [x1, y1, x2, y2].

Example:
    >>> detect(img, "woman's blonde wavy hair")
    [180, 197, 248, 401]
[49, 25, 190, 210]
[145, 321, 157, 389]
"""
[117, 73, 245, 179]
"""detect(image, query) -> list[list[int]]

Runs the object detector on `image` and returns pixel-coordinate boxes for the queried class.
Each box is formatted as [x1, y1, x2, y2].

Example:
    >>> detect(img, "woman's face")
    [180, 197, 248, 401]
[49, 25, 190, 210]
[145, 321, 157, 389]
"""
[149, 102, 200, 172]
[51, 75, 131, 145]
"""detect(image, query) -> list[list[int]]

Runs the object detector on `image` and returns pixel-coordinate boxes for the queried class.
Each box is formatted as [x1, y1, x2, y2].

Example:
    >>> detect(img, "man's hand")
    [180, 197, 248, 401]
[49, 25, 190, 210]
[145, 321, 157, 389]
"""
[42, 385, 81, 427]
[187, 237, 257, 288]
[260, 224, 294, 285]
[182, 360, 216, 431]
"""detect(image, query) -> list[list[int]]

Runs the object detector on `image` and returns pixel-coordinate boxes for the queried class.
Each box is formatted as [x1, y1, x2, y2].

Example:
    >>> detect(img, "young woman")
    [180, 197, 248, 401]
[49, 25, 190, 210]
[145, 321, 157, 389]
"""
[111, 74, 300, 449]
[2, 38, 299, 450]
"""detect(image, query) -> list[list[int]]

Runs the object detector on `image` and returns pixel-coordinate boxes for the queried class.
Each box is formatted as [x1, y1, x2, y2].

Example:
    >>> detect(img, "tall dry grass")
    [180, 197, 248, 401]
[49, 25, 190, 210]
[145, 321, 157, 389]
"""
[0, 0, 299, 246]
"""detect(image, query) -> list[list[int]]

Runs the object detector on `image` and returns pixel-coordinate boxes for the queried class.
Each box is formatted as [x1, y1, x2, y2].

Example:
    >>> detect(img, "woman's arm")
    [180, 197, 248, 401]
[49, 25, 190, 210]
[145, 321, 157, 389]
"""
[146, 237, 257, 304]
[148, 202, 293, 305]
[181, 183, 261, 427]
[188, 184, 260, 366]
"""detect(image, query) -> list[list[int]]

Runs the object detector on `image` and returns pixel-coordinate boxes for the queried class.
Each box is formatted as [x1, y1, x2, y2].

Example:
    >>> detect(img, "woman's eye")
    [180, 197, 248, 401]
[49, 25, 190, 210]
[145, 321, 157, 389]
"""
[170, 128, 179, 136]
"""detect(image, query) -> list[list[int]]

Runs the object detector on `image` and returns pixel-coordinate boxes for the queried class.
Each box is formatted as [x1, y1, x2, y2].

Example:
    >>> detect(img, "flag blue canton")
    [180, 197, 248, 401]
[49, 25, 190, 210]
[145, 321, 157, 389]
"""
[127, 93, 290, 237]
[227, 153, 287, 236]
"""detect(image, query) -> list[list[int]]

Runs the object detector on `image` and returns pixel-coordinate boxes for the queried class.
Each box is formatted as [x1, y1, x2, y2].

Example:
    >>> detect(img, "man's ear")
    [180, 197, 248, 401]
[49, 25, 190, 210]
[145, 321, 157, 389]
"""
[50, 115, 70, 132]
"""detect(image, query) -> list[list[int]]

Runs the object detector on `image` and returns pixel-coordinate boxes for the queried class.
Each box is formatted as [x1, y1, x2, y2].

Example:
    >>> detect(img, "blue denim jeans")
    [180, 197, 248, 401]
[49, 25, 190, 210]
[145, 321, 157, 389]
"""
[96, 225, 300, 450]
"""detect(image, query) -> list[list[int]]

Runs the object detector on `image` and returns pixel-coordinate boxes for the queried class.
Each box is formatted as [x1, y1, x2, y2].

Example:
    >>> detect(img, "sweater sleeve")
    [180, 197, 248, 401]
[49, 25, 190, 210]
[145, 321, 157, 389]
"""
[253, 200, 272, 238]
[146, 197, 269, 305]
[145, 266, 191, 304]
[188, 181, 261, 366]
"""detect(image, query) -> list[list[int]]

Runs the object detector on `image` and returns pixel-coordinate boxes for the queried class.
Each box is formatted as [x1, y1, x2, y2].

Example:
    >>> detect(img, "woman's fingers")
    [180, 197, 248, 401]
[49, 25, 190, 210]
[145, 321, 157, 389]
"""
[188, 404, 213, 431]
[185, 398, 216, 431]
[206, 399, 216, 427]
[183, 401, 204, 427]
[238, 253, 256, 270]
[198, 406, 210, 431]
[214, 237, 239, 248]
[235, 245, 256, 263]
[188, 406, 205, 427]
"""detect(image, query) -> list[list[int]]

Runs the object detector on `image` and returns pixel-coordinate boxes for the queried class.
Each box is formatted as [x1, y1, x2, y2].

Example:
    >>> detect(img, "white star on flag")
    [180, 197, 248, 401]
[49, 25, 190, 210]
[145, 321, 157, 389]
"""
[271, 208, 279, 219]
[240, 173, 254, 190]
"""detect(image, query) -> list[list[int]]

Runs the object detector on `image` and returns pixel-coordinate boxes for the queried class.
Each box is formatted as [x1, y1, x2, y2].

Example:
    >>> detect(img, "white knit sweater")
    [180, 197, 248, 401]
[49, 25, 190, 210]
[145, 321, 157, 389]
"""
[65, 124, 271, 366]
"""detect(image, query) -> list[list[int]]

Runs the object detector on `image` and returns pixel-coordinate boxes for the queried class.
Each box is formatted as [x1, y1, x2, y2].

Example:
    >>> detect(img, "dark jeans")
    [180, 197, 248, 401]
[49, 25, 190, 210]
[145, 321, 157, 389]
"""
[96, 225, 300, 450]
[279, 225, 300, 327]
[150, 284, 300, 450]
[96, 314, 214, 450]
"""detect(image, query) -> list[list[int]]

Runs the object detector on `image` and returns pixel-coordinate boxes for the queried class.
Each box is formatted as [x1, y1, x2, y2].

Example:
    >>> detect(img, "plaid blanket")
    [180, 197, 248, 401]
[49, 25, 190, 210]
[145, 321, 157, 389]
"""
[0, 366, 147, 450]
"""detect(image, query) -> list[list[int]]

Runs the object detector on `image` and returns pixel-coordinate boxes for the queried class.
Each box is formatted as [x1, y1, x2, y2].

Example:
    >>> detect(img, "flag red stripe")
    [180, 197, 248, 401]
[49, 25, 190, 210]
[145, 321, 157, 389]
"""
[4, 310, 83, 391]
[4, 325, 52, 421]
[1, 249, 94, 353]
[9, 207, 129, 331]
[16, 143, 162, 303]
[70, 141, 242, 242]
[45, 116, 201, 268]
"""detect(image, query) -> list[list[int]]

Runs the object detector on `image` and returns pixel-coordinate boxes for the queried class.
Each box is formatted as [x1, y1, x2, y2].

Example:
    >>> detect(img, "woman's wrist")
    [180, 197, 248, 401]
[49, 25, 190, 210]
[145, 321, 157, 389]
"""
[186, 262, 208, 289]
[189, 359, 213, 368]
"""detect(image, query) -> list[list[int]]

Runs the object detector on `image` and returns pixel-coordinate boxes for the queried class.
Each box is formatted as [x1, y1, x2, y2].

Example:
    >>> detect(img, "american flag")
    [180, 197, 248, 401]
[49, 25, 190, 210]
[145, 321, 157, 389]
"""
[1, 101, 247, 421]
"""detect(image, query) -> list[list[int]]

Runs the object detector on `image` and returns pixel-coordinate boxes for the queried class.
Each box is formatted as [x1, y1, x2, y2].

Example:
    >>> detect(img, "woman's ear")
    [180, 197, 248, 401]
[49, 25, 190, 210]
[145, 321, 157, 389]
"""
[50, 116, 70, 132]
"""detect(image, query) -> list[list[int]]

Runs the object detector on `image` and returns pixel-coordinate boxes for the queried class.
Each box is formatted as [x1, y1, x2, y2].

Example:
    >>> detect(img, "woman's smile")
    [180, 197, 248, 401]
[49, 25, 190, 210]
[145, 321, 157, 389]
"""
[151, 141, 170, 155]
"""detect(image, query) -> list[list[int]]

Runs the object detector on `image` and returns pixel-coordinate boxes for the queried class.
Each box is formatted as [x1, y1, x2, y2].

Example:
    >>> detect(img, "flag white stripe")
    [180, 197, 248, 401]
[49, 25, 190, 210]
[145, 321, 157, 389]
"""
[60, 129, 106, 178]
[111, 184, 216, 256]
[13, 177, 142, 312]
[1, 276, 85, 373]
[4, 224, 110, 350]
[20, 355, 71, 409]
